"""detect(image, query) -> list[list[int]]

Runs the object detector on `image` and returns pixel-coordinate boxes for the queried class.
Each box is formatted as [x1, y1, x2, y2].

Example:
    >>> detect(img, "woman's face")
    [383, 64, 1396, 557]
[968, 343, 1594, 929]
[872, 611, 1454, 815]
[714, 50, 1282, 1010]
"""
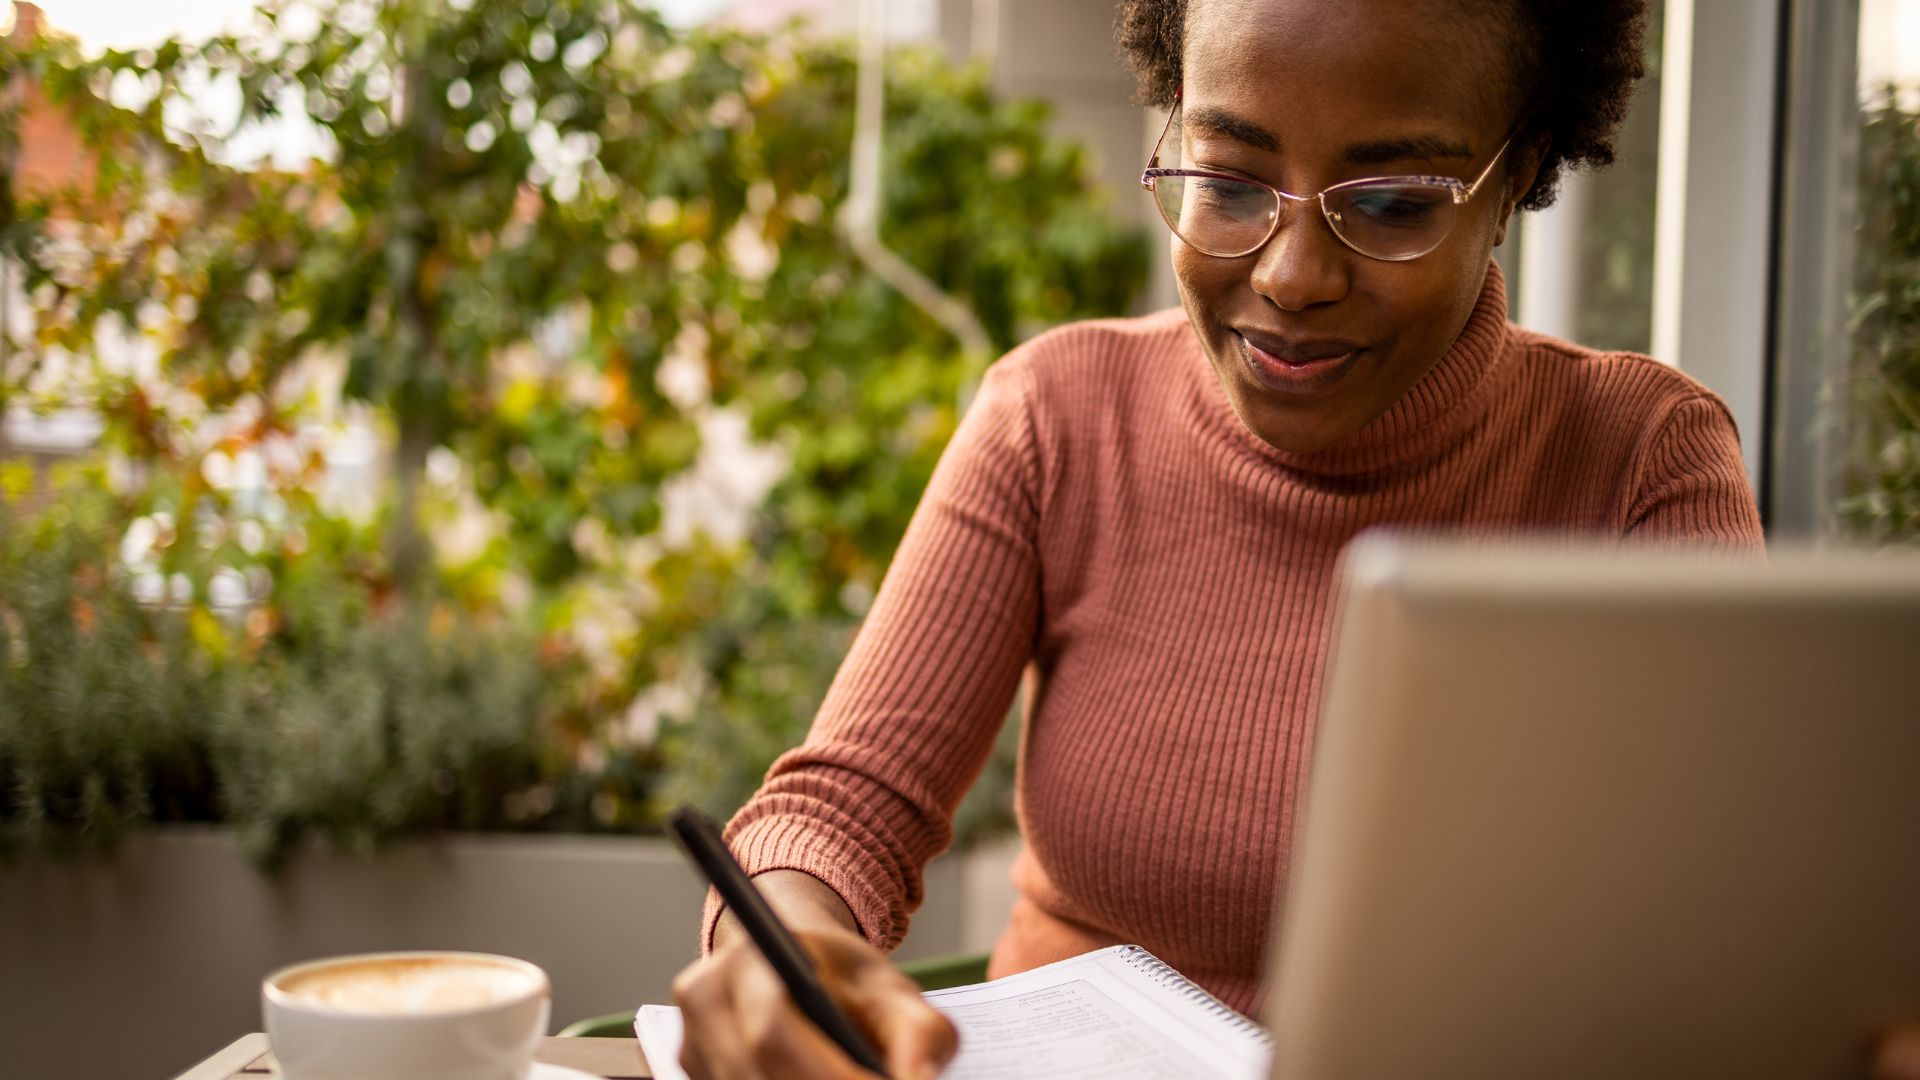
[1174, 0, 1542, 453]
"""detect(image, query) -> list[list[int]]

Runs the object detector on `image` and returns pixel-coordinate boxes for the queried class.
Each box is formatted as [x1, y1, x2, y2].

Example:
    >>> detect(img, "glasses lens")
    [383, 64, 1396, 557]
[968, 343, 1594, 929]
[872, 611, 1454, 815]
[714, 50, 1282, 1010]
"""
[1150, 173, 1278, 257]
[1323, 182, 1459, 261]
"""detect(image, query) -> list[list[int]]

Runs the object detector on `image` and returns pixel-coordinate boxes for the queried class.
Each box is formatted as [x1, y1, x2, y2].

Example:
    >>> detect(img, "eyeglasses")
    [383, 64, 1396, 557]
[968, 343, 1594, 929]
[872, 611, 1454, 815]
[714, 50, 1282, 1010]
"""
[1139, 101, 1513, 263]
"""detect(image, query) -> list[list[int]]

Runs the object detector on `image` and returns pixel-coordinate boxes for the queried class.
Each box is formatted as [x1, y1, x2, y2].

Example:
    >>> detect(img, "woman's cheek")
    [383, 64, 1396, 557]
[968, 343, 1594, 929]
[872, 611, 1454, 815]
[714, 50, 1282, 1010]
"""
[1171, 242, 1236, 329]
[1170, 237, 1204, 299]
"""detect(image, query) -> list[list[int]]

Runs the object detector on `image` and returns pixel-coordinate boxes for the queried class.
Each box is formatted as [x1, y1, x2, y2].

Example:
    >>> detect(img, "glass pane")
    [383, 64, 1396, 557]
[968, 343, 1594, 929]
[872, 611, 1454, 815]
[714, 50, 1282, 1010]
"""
[1844, 0, 1920, 541]
[1573, 0, 1663, 354]
[1506, 0, 1663, 355]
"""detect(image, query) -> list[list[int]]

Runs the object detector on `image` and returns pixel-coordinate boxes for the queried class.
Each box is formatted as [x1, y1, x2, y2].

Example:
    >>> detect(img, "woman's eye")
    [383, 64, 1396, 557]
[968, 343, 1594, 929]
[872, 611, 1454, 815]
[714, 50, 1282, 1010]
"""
[1192, 178, 1264, 210]
[1345, 188, 1446, 226]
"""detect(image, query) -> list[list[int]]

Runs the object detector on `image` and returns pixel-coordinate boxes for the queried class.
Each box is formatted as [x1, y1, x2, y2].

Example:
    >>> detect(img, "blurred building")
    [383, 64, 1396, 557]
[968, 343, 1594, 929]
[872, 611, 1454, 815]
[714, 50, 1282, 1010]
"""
[2, 1, 104, 499]
[5, 3, 94, 196]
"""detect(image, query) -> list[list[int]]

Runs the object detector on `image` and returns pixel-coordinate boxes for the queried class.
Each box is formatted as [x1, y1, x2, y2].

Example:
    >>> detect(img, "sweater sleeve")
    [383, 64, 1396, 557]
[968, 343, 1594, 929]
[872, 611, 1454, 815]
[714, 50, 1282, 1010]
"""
[700, 358, 1044, 953]
[1624, 394, 1765, 548]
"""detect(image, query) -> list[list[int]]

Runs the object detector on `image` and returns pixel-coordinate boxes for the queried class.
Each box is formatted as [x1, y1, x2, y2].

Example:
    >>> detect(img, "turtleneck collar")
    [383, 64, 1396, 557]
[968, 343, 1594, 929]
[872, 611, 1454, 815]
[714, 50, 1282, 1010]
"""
[1196, 259, 1516, 480]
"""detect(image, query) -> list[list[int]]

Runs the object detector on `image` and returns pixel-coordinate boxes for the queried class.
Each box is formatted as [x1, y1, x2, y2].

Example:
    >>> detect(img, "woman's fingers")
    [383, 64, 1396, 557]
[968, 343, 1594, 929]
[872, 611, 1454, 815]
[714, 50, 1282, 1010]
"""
[829, 956, 959, 1080]
[674, 957, 760, 1080]
[866, 992, 959, 1080]
[1874, 1023, 1920, 1080]
[743, 991, 889, 1079]
[727, 949, 869, 1079]
[676, 924, 930, 1080]
[676, 1036, 716, 1080]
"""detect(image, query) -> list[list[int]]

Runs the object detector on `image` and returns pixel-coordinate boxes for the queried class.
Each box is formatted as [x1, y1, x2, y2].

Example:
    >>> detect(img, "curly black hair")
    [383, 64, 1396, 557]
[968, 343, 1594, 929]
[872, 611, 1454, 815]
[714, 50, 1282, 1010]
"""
[1114, 0, 1648, 211]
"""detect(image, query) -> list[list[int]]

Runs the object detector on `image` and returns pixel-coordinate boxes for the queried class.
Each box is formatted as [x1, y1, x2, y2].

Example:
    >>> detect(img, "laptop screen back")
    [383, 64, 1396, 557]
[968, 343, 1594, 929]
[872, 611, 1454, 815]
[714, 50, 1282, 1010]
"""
[1265, 538, 1920, 1080]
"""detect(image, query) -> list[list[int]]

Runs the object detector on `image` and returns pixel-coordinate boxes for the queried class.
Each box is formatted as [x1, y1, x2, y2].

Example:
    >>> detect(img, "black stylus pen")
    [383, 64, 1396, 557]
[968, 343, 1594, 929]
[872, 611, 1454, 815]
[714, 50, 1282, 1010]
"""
[666, 805, 893, 1078]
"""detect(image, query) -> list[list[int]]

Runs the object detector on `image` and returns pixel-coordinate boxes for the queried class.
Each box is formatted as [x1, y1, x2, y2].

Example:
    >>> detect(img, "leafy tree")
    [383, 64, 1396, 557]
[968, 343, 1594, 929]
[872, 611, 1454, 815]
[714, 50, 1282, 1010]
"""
[0, 1, 1146, 855]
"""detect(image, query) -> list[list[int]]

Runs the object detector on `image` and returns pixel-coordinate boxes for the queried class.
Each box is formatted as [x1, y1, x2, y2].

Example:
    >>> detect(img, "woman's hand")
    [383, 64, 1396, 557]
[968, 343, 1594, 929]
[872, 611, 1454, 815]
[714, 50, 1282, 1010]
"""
[671, 870, 959, 1080]
[1876, 1023, 1920, 1080]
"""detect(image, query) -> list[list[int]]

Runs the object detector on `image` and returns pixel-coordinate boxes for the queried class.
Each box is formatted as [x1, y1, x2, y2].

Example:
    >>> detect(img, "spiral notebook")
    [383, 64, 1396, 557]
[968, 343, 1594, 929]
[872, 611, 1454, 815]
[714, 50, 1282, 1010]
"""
[634, 944, 1271, 1079]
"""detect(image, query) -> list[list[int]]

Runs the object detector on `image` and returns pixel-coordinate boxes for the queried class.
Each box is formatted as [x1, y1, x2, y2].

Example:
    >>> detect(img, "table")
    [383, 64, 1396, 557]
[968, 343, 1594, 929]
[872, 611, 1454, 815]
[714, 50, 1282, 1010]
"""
[172, 1034, 653, 1079]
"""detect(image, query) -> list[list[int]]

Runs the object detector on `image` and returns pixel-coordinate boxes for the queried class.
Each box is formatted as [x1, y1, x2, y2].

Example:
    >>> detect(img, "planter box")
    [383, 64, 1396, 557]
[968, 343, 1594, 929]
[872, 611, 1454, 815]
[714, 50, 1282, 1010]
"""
[0, 826, 1019, 1080]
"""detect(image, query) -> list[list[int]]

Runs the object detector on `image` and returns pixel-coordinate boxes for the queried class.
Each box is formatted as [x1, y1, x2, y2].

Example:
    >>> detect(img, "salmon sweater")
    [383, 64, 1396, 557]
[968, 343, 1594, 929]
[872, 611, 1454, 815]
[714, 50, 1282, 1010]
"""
[704, 261, 1765, 1014]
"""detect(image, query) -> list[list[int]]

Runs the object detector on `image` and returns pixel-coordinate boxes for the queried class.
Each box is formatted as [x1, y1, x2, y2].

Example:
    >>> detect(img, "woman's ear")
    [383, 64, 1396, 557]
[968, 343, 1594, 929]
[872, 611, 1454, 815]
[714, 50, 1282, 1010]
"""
[1492, 131, 1551, 249]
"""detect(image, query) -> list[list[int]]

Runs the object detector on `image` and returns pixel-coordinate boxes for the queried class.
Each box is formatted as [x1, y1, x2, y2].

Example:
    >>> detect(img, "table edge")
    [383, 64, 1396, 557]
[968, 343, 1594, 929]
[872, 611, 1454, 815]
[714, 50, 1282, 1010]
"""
[170, 1033, 271, 1080]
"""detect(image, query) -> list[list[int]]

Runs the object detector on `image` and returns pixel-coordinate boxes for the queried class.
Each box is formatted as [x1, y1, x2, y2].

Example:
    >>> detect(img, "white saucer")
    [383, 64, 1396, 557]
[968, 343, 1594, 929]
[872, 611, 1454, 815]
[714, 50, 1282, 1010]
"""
[531, 1065, 605, 1080]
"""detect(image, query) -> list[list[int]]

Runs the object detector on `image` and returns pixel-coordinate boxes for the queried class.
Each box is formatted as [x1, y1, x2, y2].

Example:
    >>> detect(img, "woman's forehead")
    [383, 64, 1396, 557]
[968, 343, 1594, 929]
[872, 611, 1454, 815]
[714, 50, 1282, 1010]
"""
[1181, 0, 1514, 138]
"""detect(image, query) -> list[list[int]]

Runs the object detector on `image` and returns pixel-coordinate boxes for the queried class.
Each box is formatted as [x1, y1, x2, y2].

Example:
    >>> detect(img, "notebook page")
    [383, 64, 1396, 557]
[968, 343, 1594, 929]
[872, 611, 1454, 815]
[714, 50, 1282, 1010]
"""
[635, 945, 1270, 1080]
[924, 947, 1268, 1079]
[634, 1005, 689, 1080]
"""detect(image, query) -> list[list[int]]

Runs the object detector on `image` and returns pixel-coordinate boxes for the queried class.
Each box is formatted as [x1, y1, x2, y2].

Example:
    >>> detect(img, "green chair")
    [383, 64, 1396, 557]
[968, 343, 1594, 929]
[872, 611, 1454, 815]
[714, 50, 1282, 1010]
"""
[896, 950, 990, 991]
[557, 951, 991, 1038]
[558, 1012, 642, 1039]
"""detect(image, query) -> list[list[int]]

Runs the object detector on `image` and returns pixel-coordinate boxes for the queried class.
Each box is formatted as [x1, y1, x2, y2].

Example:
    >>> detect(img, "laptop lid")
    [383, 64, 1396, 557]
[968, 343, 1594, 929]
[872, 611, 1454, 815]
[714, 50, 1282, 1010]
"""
[1265, 537, 1920, 1080]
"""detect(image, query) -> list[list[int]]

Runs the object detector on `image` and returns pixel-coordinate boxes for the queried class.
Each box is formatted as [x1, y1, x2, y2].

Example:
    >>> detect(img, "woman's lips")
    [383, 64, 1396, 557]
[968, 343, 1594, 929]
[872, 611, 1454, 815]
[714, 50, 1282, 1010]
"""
[1237, 333, 1364, 396]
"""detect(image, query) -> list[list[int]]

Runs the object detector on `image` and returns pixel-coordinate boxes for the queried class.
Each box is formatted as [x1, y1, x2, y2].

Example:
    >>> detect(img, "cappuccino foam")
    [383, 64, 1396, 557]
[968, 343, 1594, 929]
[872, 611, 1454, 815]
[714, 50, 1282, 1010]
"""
[276, 957, 539, 1015]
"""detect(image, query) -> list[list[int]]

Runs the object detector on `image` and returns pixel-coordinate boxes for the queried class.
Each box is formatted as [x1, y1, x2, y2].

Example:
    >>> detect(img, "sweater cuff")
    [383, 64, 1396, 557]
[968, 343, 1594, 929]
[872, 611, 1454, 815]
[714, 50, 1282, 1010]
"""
[696, 813, 902, 956]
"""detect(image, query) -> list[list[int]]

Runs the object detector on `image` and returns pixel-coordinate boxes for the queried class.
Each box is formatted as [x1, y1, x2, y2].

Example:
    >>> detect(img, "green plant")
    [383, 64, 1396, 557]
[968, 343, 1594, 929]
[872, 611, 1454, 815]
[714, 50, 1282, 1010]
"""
[0, 468, 621, 865]
[0, 472, 220, 855]
[1844, 89, 1920, 542]
[210, 565, 556, 866]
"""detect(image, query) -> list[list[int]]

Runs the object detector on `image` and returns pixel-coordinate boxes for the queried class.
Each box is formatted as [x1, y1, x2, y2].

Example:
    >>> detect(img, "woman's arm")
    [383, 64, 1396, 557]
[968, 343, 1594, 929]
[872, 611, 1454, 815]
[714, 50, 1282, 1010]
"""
[702, 356, 1046, 952]
[1624, 394, 1765, 547]
[672, 356, 1048, 1079]
[709, 869, 860, 947]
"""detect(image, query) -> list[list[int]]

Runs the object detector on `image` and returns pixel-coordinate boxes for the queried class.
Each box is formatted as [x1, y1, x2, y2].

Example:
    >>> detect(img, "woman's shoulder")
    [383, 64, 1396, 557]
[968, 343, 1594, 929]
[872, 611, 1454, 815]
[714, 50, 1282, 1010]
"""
[1501, 323, 1737, 432]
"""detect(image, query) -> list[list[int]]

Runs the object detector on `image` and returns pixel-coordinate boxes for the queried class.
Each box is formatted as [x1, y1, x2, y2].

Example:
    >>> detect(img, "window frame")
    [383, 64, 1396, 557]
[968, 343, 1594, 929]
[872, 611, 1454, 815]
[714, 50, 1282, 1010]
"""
[1768, 0, 1866, 538]
[1649, 0, 1785, 508]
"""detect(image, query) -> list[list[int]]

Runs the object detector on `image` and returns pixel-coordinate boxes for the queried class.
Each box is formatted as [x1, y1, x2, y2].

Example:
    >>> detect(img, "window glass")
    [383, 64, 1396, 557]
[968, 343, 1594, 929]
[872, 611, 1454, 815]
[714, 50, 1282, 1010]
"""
[1505, 1, 1663, 355]
[1573, 0, 1664, 354]
[1844, 0, 1920, 541]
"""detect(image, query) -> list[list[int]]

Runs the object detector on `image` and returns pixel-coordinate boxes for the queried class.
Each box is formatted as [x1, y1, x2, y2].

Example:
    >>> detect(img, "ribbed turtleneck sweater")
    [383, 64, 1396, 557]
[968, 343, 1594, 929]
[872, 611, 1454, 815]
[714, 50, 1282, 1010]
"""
[706, 261, 1764, 1014]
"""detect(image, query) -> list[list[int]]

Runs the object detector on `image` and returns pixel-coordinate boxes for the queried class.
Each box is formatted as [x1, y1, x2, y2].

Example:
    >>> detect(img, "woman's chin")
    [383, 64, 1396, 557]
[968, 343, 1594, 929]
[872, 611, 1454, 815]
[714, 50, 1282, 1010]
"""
[1214, 375, 1358, 455]
[1249, 425, 1346, 455]
[1228, 399, 1354, 455]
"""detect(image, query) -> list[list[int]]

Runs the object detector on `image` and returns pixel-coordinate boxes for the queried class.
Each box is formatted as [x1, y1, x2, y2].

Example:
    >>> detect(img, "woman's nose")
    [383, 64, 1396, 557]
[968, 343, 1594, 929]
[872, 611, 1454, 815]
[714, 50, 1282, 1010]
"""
[1248, 201, 1351, 312]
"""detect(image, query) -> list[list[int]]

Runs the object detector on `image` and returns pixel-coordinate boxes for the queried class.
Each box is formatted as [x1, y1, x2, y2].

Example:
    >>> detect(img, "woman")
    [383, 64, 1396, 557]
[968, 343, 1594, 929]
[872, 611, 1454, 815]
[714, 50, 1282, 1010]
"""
[670, 1, 1775, 1076]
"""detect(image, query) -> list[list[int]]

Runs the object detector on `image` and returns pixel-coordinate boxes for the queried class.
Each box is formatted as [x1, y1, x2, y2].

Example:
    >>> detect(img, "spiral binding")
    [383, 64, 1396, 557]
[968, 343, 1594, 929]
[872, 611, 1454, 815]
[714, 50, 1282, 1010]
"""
[1115, 946, 1272, 1044]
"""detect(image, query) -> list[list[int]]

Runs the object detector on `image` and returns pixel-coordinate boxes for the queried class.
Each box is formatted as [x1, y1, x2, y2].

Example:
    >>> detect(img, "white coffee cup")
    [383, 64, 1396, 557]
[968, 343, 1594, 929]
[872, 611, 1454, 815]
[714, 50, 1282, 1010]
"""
[262, 951, 551, 1080]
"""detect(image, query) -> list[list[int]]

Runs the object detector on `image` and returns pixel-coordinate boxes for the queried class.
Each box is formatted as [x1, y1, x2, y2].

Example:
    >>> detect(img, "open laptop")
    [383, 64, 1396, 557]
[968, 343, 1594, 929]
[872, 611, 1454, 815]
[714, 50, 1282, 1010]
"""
[1264, 536, 1920, 1080]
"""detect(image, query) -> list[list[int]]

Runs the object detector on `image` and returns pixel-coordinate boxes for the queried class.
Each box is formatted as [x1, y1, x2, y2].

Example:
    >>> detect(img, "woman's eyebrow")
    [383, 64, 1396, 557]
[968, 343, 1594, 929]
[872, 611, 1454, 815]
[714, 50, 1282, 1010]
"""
[1344, 136, 1475, 166]
[1182, 108, 1475, 168]
[1183, 106, 1277, 152]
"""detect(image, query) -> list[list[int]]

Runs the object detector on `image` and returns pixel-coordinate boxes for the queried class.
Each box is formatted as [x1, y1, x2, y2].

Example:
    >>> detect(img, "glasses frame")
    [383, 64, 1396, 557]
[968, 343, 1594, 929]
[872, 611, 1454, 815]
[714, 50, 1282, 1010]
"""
[1139, 97, 1515, 263]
